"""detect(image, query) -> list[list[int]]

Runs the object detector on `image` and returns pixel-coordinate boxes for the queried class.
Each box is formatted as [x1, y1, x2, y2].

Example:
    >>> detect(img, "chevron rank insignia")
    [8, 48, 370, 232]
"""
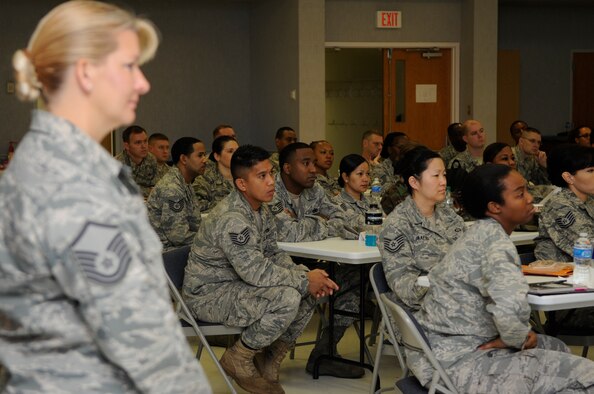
[384, 234, 405, 254]
[270, 201, 284, 214]
[230, 227, 251, 246]
[555, 211, 575, 229]
[70, 222, 132, 285]
[168, 199, 184, 213]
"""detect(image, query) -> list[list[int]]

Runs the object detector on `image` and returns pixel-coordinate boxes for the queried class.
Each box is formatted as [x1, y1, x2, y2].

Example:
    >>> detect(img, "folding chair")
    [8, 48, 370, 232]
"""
[368, 263, 407, 394]
[162, 246, 241, 394]
[382, 295, 458, 394]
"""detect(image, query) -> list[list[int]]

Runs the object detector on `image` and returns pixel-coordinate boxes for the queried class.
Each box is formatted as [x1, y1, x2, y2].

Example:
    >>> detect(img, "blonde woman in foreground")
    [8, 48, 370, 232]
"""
[0, 2, 210, 392]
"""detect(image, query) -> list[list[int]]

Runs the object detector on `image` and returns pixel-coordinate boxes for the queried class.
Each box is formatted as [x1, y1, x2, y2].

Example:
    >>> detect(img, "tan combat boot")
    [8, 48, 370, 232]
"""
[219, 339, 277, 394]
[254, 340, 292, 394]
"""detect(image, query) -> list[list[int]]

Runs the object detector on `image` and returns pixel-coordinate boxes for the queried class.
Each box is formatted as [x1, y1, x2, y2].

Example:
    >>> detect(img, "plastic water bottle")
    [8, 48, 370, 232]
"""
[364, 203, 383, 247]
[370, 178, 382, 206]
[444, 186, 454, 209]
[573, 232, 592, 287]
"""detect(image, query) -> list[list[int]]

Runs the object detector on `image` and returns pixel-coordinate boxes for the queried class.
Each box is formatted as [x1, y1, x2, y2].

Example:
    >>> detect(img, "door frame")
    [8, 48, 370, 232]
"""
[569, 49, 594, 129]
[325, 41, 460, 134]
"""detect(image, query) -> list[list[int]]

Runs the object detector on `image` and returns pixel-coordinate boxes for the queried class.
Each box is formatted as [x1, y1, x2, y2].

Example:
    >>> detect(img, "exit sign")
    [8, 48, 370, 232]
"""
[376, 11, 401, 28]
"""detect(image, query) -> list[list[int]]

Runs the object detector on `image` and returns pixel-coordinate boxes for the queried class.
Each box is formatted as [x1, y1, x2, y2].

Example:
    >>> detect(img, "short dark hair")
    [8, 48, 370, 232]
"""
[338, 154, 367, 187]
[122, 125, 146, 143]
[362, 129, 383, 142]
[547, 144, 594, 187]
[381, 132, 408, 159]
[568, 125, 590, 143]
[148, 133, 169, 144]
[510, 120, 527, 133]
[447, 122, 464, 139]
[483, 142, 511, 164]
[394, 145, 442, 195]
[279, 142, 311, 169]
[462, 164, 512, 219]
[523, 126, 541, 136]
[275, 126, 295, 140]
[212, 124, 233, 138]
[171, 137, 201, 165]
[230, 145, 271, 181]
[210, 135, 237, 162]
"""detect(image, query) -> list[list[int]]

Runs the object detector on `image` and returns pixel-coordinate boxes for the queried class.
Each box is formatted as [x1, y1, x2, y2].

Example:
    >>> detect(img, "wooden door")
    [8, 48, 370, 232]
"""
[383, 48, 451, 150]
[572, 52, 594, 127]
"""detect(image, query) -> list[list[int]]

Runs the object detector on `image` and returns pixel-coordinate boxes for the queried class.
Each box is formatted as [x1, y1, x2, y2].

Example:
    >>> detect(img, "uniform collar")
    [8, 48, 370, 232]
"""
[29, 110, 121, 181]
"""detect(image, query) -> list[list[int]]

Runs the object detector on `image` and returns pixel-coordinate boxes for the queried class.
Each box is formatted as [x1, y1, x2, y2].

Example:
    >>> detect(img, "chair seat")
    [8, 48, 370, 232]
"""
[396, 375, 428, 394]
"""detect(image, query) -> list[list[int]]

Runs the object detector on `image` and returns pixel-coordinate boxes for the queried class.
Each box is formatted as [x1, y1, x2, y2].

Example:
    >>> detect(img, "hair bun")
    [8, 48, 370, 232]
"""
[12, 49, 41, 102]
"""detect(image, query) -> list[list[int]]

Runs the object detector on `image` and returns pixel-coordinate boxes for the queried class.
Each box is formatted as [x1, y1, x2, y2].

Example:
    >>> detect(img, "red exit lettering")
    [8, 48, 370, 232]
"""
[376, 11, 401, 29]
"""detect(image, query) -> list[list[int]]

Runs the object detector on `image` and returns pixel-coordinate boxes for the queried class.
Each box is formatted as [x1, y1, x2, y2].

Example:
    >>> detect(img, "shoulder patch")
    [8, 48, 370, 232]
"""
[168, 198, 184, 213]
[270, 201, 284, 215]
[555, 211, 576, 229]
[384, 234, 406, 254]
[451, 160, 460, 169]
[70, 222, 132, 285]
[230, 227, 251, 246]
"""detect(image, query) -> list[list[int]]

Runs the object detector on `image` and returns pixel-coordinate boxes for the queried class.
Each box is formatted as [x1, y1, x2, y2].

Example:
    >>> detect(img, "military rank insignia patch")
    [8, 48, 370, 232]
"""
[555, 211, 575, 229]
[230, 227, 250, 246]
[384, 234, 405, 253]
[70, 222, 132, 285]
[270, 201, 283, 214]
[168, 199, 184, 213]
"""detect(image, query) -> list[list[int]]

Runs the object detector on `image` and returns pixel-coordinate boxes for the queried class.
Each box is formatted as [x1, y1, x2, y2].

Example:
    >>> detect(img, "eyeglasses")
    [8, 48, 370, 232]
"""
[579, 134, 591, 139]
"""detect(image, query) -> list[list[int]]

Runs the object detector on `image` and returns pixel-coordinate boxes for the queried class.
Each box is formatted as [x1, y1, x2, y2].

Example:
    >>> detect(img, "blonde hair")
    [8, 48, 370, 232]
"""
[12, 0, 159, 102]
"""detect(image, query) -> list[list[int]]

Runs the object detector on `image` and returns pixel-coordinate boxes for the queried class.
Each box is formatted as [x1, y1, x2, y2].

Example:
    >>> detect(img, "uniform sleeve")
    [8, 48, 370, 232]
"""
[269, 194, 329, 242]
[220, 214, 309, 294]
[192, 175, 214, 212]
[42, 199, 210, 393]
[538, 203, 593, 259]
[481, 235, 531, 349]
[379, 223, 427, 309]
[318, 190, 358, 239]
[159, 194, 200, 248]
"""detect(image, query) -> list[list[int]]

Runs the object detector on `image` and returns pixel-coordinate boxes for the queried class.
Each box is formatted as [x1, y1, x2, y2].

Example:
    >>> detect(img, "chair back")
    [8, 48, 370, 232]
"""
[369, 264, 408, 375]
[381, 294, 458, 394]
[519, 251, 536, 265]
[162, 245, 191, 289]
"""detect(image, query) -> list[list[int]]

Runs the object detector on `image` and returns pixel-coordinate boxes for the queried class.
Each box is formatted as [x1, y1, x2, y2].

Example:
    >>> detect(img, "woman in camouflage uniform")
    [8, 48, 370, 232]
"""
[193, 135, 238, 212]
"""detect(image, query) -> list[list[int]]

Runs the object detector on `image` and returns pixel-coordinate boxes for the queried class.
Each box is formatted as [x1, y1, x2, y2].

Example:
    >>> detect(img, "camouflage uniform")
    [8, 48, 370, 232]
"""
[182, 189, 315, 349]
[269, 152, 280, 173]
[409, 218, 594, 392]
[115, 150, 159, 200]
[155, 161, 171, 182]
[316, 173, 341, 198]
[371, 158, 399, 194]
[333, 189, 370, 220]
[268, 174, 358, 241]
[0, 110, 210, 393]
[379, 196, 465, 310]
[447, 149, 482, 173]
[147, 166, 201, 252]
[269, 177, 360, 327]
[512, 146, 550, 185]
[439, 144, 461, 166]
[535, 187, 594, 330]
[380, 175, 409, 215]
[192, 164, 234, 212]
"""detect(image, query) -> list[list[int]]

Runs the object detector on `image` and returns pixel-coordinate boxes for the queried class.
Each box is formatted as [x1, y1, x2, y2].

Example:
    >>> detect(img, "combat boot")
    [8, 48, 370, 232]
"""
[253, 340, 292, 394]
[219, 339, 278, 394]
[305, 326, 365, 379]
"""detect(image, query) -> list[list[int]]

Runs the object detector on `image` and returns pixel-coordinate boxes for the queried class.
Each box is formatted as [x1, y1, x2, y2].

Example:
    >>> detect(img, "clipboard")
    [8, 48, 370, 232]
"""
[528, 281, 594, 296]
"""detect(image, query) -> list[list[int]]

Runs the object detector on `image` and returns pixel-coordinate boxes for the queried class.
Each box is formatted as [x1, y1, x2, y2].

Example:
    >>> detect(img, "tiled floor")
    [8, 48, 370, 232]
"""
[190, 317, 402, 394]
[191, 314, 594, 394]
